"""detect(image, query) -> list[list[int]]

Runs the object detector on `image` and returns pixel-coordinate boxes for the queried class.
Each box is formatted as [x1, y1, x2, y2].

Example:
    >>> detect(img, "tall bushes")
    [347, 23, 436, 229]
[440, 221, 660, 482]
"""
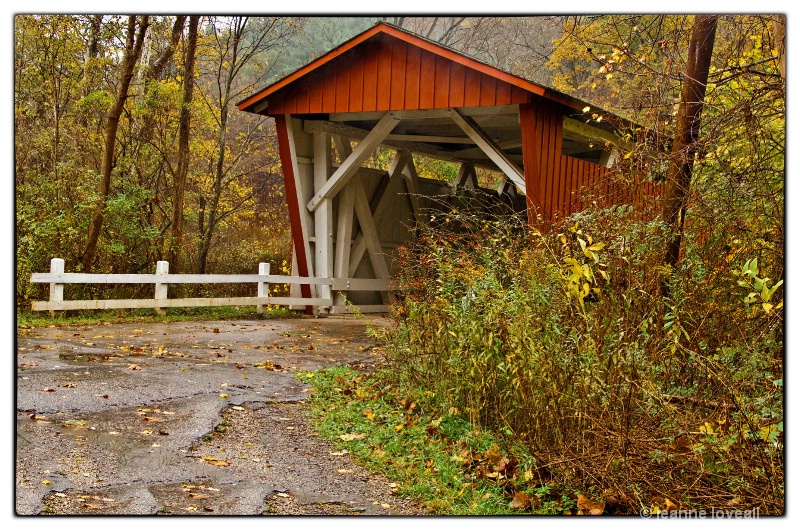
[382, 199, 783, 512]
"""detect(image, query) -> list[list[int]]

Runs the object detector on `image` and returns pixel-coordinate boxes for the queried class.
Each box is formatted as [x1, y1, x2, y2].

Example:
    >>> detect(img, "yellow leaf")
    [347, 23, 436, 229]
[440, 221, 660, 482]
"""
[394, 424, 404, 432]
[582, 106, 591, 113]
[219, 393, 229, 399]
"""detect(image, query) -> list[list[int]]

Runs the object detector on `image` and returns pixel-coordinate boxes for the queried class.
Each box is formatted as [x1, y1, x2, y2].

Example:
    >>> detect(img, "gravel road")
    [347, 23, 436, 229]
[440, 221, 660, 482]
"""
[15, 315, 423, 516]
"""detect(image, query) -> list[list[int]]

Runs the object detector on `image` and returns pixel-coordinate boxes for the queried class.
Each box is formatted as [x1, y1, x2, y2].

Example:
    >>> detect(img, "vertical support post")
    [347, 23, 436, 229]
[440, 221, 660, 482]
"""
[313, 132, 333, 312]
[154, 261, 169, 316]
[257, 262, 270, 314]
[48, 258, 64, 318]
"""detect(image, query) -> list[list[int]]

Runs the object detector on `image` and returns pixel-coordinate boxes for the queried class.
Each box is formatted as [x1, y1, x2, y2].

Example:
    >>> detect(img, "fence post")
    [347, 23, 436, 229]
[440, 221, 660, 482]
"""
[154, 261, 169, 316]
[257, 262, 270, 314]
[49, 258, 64, 318]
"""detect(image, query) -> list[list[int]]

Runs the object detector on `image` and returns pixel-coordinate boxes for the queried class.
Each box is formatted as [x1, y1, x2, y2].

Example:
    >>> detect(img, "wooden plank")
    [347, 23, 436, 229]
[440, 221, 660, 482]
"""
[376, 38, 393, 111]
[296, 75, 311, 114]
[257, 262, 270, 314]
[434, 55, 451, 108]
[496, 80, 511, 106]
[404, 44, 421, 110]
[449, 61, 466, 108]
[390, 38, 406, 109]
[332, 278, 396, 291]
[418, 49, 436, 109]
[519, 101, 543, 222]
[32, 296, 334, 312]
[308, 69, 324, 114]
[334, 63, 350, 113]
[48, 258, 64, 318]
[322, 68, 337, 112]
[154, 261, 169, 316]
[464, 67, 481, 107]
[30, 273, 335, 285]
[307, 112, 400, 211]
[348, 47, 365, 113]
[447, 109, 526, 193]
[362, 43, 379, 112]
[479, 74, 497, 106]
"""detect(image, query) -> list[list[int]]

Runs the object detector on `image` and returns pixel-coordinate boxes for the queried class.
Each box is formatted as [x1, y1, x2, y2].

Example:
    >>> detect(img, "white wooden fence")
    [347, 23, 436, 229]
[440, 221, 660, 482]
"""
[29, 258, 395, 316]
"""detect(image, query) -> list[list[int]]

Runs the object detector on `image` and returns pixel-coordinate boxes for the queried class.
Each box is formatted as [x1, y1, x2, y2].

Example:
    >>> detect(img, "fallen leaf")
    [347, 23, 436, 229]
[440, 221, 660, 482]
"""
[577, 493, 605, 515]
[143, 417, 163, 422]
[219, 393, 229, 399]
[83, 503, 101, 510]
[42, 480, 51, 486]
[41, 387, 56, 393]
[231, 406, 245, 411]
[203, 506, 214, 512]
[337, 469, 353, 474]
[127, 364, 142, 371]
[189, 493, 208, 499]
[664, 498, 678, 512]
[338, 433, 366, 441]
[510, 491, 531, 510]
[213, 328, 220, 333]
[158, 430, 169, 436]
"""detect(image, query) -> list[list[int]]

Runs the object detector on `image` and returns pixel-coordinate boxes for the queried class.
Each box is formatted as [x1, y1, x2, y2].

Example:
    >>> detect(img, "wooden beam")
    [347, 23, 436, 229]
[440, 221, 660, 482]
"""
[388, 133, 474, 144]
[563, 116, 631, 151]
[447, 108, 527, 194]
[400, 151, 425, 226]
[352, 178, 394, 304]
[313, 131, 333, 307]
[348, 151, 406, 277]
[306, 112, 400, 211]
[519, 102, 545, 225]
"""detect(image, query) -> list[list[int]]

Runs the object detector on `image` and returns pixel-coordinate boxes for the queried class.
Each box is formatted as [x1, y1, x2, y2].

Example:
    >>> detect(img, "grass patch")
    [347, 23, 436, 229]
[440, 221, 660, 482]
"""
[16, 305, 297, 327]
[298, 366, 587, 515]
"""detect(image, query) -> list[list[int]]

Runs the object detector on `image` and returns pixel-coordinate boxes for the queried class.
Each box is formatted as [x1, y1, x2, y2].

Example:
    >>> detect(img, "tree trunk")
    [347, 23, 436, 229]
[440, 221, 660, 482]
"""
[772, 15, 786, 81]
[167, 15, 199, 272]
[81, 15, 150, 272]
[661, 15, 718, 291]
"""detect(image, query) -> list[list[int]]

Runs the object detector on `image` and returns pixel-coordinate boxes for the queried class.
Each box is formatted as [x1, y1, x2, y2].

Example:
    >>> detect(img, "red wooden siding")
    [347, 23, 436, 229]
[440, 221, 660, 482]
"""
[265, 34, 529, 115]
[521, 98, 624, 224]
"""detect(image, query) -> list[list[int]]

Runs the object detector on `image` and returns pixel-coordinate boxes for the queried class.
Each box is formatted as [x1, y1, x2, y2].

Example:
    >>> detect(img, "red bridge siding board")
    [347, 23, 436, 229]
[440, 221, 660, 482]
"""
[418, 50, 436, 109]
[434, 56, 451, 108]
[404, 45, 421, 110]
[449, 62, 466, 108]
[390, 40, 407, 109]
[463, 68, 481, 107]
[334, 66, 350, 113]
[349, 48, 365, 113]
[296, 76, 310, 114]
[479, 75, 496, 106]
[376, 41, 393, 111]
[362, 48, 378, 112]
[308, 69, 323, 113]
[496, 81, 511, 105]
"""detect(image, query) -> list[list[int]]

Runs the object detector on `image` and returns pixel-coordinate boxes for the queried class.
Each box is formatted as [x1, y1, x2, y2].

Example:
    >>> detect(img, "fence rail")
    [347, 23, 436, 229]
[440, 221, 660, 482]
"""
[29, 259, 394, 315]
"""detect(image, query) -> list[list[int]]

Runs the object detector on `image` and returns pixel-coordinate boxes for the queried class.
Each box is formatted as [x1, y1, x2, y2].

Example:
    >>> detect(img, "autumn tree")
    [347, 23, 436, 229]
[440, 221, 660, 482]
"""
[81, 15, 150, 272]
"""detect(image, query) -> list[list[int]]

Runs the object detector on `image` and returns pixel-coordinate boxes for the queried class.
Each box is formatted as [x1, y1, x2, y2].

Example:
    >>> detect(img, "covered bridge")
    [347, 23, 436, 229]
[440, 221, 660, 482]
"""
[238, 22, 644, 313]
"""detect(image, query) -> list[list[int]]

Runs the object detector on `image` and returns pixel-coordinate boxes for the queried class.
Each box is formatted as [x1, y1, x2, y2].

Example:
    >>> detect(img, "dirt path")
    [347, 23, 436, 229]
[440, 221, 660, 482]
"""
[16, 315, 422, 516]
